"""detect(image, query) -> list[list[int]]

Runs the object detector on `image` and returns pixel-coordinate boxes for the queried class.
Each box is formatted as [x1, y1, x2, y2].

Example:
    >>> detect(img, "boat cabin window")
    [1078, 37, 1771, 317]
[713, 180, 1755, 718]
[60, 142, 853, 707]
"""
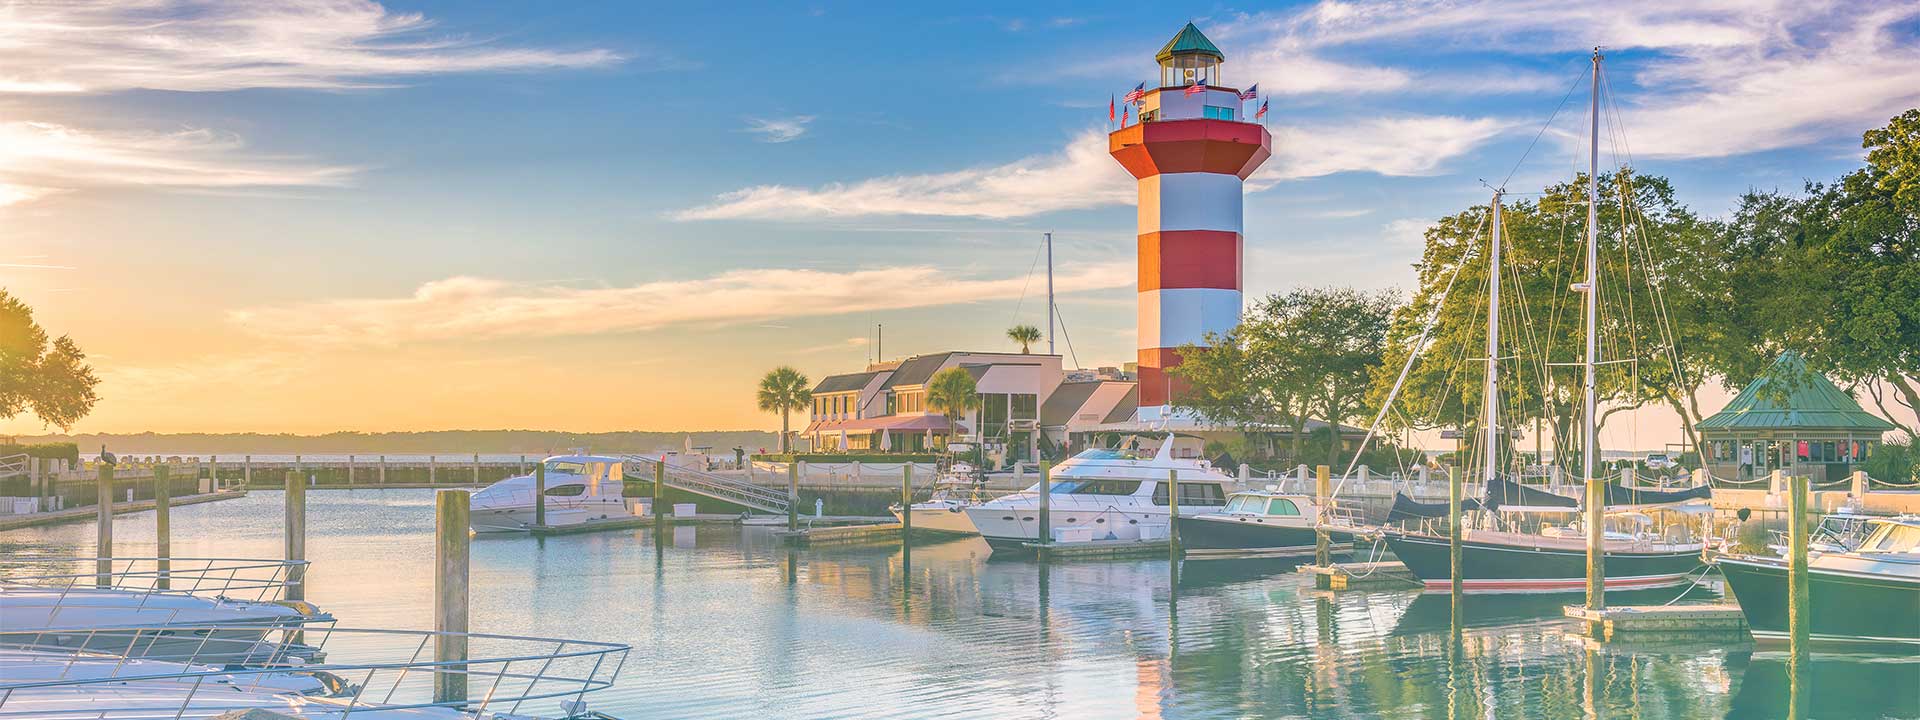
[1152, 482, 1225, 507]
[544, 461, 586, 476]
[1266, 498, 1302, 516]
[1045, 479, 1140, 495]
[1224, 495, 1263, 513]
[1864, 523, 1920, 554]
[543, 485, 587, 497]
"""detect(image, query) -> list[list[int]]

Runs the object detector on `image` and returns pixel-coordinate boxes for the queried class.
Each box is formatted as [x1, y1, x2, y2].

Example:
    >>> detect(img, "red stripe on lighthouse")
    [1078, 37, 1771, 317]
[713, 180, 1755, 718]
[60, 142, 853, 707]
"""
[1138, 231, 1241, 291]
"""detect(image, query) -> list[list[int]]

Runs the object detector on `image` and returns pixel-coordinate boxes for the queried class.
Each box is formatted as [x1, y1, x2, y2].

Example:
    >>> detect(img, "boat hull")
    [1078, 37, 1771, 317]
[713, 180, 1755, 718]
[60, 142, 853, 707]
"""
[1718, 557, 1920, 646]
[469, 499, 629, 533]
[892, 504, 980, 535]
[967, 504, 1169, 551]
[1383, 532, 1702, 594]
[1175, 515, 1359, 558]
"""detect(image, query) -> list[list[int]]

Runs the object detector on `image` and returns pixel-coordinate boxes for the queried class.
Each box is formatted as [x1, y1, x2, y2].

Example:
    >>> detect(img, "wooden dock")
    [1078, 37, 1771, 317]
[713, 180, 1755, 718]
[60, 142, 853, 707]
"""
[0, 489, 248, 532]
[1564, 604, 1750, 642]
[1026, 537, 1170, 561]
[1302, 561, 1421, 590]
[774, 522, 910, 546]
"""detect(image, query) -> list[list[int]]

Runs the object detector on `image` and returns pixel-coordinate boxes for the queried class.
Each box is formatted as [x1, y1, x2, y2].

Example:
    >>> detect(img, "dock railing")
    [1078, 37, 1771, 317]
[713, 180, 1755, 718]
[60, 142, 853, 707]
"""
[0, 625, 629, 719]
[623, 455, 791, 515]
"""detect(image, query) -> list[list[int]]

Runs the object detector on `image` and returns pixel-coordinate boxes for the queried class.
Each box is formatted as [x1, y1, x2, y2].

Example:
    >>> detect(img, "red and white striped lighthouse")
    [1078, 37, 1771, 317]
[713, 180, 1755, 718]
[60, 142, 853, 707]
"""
[1109, 24, 1271, 415]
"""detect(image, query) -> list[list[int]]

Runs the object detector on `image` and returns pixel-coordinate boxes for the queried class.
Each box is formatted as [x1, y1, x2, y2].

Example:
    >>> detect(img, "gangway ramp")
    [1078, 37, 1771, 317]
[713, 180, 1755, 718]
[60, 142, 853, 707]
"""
[619, 456, 790, 515]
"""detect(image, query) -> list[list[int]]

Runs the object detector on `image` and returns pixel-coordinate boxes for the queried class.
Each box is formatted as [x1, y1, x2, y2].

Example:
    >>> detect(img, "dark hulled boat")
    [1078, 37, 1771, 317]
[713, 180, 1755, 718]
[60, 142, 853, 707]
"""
[1718, 516, 1920, 646]
[1175, 489, 1362, 558]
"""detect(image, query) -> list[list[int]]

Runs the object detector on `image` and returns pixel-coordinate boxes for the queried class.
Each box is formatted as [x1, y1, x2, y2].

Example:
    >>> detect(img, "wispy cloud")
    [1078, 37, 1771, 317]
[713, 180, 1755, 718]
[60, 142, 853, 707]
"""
[0, 121, 356, 208]
[795, 336, 871, 354]
[1381, 218, 1434, 247]
[677, 115, 1507, 221]
[227, 262, 1136, 345]
[0, 0, 623, 94]
[674, 128, 1131, 220]
[745, 116, 815, 143]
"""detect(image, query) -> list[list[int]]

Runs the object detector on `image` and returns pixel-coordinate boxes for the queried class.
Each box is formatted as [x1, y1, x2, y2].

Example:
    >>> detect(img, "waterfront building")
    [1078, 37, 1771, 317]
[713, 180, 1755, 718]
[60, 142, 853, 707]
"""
[1108, 23, 1271, 418]
[1698, 351, 1896, 484]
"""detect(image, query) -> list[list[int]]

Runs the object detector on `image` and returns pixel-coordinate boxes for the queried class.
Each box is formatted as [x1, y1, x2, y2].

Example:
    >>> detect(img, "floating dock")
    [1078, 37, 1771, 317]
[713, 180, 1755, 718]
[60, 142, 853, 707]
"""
[0, 489, 248, 531]
[1563, 604, 1750, 642]
[1303, 561, 1421, 590]
[1024, 538, 1170, 561]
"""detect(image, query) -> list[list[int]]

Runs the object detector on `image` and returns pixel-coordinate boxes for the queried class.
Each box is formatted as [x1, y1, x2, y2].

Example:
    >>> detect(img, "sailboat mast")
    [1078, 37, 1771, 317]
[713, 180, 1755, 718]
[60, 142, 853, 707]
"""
[1045, 232, 1056, 355]
[1484, 191, 1503, 490]
[1583, 48, 1606, 611]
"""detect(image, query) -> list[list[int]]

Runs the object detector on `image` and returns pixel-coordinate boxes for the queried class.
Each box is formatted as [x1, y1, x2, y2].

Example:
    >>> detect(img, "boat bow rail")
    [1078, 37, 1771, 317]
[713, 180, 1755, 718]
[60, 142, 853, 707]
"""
[2, 557, 313, 604]
[620, 456, 790, 515]
[0, 626, 630, 720]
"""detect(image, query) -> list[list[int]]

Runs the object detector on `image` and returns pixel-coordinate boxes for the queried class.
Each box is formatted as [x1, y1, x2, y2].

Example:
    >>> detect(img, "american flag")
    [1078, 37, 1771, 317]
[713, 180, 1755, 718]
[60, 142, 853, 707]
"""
[1122, 104, 1131, 126]
[1123, 82, 1146, 104]
[1184, 80, 1207, 96]
[1109, 96, 1116, 123]
[1239, 83, 1259, 101]
[1255, 99, 1269, 120]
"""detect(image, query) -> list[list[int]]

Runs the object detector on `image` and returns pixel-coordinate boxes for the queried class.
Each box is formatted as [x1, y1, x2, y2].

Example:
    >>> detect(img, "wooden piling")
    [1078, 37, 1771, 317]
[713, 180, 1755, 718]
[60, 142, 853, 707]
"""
[1038, 461, 1051, 546]
[243, 455, 252, 486]
[1448, 466, 1463, 602]
[787, 462, 799, 532]
[379, 455, 387, 484]
[1586, 460, 1606, 611]
[154, 465, 171, 591]
[433, 489, 470, 704]
[654, 459, 667, 526]
[1787, 474, 1810, 669]
[1167, 469, 1180, 561]
[95, 462, 114, 587]
[284, 469, 306, 602]
[900, 464, 913, 541]
[534, 459, 547, 527]
[429, 455, 437, 484]
[346, 455, 354, 484]
[1314, 465, 1331, 567]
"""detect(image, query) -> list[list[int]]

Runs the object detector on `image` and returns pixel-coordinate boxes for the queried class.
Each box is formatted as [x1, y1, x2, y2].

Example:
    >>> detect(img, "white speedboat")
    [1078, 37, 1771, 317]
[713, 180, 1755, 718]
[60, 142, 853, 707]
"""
[0, 584, 328, 664]
[891, 461, 987, 535]
[469, 454, 635, 533]
[963, 438, 1233, 551]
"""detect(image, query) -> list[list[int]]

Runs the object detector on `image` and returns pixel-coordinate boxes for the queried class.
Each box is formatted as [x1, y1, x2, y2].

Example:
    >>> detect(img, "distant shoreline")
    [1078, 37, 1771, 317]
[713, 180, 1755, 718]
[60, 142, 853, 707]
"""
[5, 429, 783, 456]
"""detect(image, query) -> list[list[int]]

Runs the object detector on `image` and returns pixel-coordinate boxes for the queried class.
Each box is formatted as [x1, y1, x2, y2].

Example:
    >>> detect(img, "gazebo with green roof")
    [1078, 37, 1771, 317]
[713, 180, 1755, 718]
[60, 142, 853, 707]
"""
[1697, 352, 1897, 484]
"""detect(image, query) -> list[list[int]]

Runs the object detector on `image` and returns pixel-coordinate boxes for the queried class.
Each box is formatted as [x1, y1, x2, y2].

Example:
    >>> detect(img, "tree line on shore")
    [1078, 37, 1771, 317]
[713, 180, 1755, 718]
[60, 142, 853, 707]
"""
[1169, 110, 1918, 468]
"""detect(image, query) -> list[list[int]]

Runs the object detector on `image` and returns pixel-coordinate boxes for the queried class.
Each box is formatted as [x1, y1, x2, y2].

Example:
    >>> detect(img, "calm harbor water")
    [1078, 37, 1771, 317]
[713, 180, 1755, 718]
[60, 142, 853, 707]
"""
[3, 489, 1915, 719]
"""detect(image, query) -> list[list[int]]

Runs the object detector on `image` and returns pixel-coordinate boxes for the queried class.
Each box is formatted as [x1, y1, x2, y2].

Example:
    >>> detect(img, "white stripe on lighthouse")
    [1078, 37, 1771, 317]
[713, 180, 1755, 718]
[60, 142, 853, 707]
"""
[1137, 288, 1243, 348]
[1137, 173, 1244, 234]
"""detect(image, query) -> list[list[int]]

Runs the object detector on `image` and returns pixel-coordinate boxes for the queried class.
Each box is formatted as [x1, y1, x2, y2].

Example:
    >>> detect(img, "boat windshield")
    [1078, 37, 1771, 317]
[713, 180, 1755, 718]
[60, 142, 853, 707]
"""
[1224, 495, 1264, 513]
[1862, 522, 1920, 554]
[545, 461, 586, 476]
[1035, 479, 1142, 495]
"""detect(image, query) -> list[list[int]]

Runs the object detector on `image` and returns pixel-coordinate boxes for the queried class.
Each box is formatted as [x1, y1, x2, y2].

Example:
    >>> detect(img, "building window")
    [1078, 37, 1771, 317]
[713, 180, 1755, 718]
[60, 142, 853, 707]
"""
[1203, 105, 1235, 120]
[979, 393, 1009, 442]
[1011, 393, 1037, 421]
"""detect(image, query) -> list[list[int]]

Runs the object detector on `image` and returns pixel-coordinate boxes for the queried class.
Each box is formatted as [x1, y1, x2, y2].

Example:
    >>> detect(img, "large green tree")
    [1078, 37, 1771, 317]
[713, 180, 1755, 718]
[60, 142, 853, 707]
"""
[1, 290, 100, 430]
[1372, 172, 1724, 469]
[1172, 287, 1396, 465]
[1712, 110, 1920, 434]
[925, 367, 980, 450]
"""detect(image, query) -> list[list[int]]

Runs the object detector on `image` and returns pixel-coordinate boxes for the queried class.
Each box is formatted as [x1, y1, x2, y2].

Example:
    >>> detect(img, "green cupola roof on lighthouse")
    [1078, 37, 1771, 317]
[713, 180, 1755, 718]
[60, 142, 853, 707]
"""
[1156, 23, 1223, 63]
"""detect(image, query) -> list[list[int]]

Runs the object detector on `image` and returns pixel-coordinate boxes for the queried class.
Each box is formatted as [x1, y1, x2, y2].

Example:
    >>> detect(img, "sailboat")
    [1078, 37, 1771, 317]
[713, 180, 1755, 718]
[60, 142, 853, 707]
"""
[1378, 50, 1711, 594]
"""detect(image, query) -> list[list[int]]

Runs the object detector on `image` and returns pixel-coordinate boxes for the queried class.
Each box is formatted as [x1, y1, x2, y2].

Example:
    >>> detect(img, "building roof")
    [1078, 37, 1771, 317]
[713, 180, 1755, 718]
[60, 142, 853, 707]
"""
[1040, 380, 1104, 426]
[1697, 352, 1897, 434]
[880, 352, 954, 389]
[1103, 385, 1141, 424]
[1156, 23, 1223, 63]
[812, 371, 883, 394]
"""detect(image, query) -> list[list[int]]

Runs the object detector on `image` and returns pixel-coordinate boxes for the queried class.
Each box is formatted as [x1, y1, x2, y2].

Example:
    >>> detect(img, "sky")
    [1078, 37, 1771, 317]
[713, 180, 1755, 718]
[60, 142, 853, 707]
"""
[2, 0, 1917, 446]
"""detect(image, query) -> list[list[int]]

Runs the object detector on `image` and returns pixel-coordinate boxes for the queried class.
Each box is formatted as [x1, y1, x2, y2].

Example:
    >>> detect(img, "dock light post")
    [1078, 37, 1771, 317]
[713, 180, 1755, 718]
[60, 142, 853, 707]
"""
[434, 489, 470, 704]
[1314, 465, 1331, 567]
[95, 461, 114, 588]
[1038, 461, 1051, 547]
[284, 469, 306, 603]
[155, 465, 171, 591]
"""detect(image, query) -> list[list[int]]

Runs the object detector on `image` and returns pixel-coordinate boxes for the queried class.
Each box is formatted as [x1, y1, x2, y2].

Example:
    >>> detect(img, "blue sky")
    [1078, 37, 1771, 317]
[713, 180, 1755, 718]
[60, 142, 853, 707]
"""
[2, 0, 1916, 436]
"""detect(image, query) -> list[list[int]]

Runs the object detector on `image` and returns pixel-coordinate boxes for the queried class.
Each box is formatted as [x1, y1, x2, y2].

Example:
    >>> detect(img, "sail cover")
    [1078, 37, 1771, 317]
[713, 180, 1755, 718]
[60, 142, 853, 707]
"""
[1604, 482, 1712, 507]
[1386, 492, 1482, 521]
[1482, 476, 1579, 512]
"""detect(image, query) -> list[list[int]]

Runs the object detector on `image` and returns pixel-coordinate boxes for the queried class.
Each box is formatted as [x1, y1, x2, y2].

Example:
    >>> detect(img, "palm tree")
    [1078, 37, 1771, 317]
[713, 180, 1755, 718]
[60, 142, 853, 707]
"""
[1006, 324, 1042, 354]
[756, 366, 812, 453]
[925, 367, 979, 452]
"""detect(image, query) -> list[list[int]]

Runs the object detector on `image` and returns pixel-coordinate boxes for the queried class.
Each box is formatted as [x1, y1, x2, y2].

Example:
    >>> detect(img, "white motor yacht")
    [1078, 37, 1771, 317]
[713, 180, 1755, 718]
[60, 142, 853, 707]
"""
[469, 454, 635, 533]
[963, 437, 1233, 551]
[891, 460, 988, 535]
